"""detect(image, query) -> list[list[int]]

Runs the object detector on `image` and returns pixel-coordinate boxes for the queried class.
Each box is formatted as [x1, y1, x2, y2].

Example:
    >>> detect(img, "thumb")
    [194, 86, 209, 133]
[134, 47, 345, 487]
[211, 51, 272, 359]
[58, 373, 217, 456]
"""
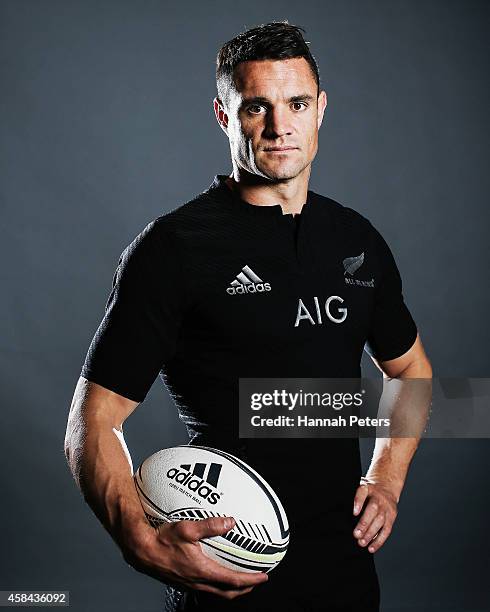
[353, 483, 369, 516]
[175, 516, 235, 542]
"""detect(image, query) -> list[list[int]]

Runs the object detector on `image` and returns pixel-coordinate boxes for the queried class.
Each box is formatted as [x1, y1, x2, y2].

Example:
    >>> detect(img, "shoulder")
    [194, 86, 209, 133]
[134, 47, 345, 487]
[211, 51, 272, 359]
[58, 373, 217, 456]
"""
[124, 189, 219, 255]
[309, 190, 397, 275]
[149, 188, 227, 243]
[309, 190, 378, 238]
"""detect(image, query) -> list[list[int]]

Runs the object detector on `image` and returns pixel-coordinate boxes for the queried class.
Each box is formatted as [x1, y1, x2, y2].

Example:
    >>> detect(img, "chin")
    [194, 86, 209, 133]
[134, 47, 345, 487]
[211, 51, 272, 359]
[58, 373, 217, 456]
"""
[255, 155, 308, 181]
[260, 164, 304, 182]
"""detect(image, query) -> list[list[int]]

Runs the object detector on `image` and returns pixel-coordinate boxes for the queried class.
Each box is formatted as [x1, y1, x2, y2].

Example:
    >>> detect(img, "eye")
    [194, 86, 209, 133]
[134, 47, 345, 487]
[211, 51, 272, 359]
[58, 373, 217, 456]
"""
[291, 101, 308, 111]
[247, 104, 266, 115]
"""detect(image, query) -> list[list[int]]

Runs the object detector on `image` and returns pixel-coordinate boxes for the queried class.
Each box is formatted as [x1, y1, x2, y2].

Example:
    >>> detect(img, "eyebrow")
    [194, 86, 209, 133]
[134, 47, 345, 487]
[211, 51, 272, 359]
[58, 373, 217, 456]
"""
[240, 93, 315, 108]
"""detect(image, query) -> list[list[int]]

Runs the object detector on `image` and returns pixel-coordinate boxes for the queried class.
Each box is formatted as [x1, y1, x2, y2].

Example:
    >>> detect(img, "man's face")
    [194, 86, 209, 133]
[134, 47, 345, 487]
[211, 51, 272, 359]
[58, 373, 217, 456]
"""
[215, 57, 327, 181]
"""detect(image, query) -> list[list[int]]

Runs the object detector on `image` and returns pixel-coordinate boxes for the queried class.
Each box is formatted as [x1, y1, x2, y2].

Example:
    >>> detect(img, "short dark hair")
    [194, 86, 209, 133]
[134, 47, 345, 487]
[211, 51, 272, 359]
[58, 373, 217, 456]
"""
[216, 20, 320, 109]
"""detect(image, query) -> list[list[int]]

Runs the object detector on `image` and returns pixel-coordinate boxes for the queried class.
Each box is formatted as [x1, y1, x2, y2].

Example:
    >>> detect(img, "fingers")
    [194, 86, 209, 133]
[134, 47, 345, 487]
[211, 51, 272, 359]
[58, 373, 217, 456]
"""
[151, 517, 268, 596]
[194, 583, 256, 600]
[169, 519, 269, 589]
[174, 516, 235, 542]
[353, 497, 380, 541]
[166, 575, 257, 600]
[353, 483, 369, 516]
[357, 512, 385, 548]
[352, 485, 398, 553]
[195, 549, 269, 589]
[366, 523, 392, 553]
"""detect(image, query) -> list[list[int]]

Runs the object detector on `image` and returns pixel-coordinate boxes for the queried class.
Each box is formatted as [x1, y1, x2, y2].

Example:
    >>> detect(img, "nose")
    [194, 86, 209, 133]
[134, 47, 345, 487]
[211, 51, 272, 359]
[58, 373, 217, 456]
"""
[264, 106, 293, 139]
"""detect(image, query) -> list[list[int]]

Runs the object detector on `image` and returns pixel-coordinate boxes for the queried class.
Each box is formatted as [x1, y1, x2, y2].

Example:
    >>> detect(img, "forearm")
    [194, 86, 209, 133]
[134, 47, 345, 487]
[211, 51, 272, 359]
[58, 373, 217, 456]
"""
[364, 437, 419, 502]
[64, 408, 150, 548]
[365, 360, 432, 502]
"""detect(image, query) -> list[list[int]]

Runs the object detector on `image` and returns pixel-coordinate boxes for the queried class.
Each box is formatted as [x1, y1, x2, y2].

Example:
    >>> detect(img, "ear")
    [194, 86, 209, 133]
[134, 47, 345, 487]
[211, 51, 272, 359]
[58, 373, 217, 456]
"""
[213, 97, 229, 135]
[317, 90, 327, 129]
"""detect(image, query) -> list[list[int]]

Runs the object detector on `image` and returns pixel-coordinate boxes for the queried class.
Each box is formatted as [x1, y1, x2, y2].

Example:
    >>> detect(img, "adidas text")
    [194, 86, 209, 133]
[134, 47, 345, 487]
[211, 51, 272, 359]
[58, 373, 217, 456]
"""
[226, 282, 271, 295]
[166, 468, 221, 505]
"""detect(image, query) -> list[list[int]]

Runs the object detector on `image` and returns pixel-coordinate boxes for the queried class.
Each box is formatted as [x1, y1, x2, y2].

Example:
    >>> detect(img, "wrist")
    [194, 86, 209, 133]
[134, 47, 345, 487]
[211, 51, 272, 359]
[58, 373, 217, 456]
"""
[109, 500, 153, 549]
[118, 515, 156, 561]
[361, 473, 404, 503]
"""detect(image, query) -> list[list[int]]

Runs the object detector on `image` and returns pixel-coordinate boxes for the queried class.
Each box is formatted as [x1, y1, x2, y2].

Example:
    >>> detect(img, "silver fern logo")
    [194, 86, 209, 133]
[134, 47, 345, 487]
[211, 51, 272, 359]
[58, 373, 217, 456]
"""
[343, 252, 375, 288]
[343, 252, 365, 276]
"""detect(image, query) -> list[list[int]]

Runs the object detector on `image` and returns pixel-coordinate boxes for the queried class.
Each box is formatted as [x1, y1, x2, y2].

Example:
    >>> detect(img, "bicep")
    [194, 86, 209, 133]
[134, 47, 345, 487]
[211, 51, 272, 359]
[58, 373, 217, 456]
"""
[364, 223, 418, 364]
[80, 221, 186, 404]
[68, 376, 140, 434]
[370, 332, 432, 378]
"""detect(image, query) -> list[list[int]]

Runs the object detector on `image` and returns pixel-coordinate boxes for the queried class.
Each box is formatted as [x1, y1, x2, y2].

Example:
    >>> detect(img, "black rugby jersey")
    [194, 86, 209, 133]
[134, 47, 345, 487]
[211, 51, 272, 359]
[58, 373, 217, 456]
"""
[81, 174, 417, 611]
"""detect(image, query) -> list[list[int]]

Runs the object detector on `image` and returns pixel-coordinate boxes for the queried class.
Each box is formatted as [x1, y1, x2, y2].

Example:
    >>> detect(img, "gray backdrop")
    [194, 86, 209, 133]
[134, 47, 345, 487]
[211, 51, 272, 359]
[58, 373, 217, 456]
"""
[1, 1, 489, 610]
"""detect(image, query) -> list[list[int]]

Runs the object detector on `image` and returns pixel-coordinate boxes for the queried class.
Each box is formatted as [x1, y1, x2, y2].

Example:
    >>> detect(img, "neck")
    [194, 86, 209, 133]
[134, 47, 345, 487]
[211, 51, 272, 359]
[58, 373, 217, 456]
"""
[225, 165, 311, 215]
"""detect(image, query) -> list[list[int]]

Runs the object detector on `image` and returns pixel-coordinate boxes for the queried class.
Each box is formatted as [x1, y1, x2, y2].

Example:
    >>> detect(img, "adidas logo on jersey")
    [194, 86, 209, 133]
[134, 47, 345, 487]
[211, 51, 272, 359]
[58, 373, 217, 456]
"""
[227, 265, 271, 295]
[166, 462, 223, 505]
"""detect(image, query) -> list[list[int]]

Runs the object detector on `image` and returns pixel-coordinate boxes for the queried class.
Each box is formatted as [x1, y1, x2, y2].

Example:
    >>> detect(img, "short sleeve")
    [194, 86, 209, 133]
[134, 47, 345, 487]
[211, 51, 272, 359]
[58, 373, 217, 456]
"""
[80, 220, 187, 403]
[364, 225, 418, 362]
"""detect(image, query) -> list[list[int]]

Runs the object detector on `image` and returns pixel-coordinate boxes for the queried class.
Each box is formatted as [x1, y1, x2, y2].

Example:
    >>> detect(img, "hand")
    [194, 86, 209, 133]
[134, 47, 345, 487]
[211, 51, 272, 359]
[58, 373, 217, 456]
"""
[121, 516, 268, 600]
[352, 477, 398, 554]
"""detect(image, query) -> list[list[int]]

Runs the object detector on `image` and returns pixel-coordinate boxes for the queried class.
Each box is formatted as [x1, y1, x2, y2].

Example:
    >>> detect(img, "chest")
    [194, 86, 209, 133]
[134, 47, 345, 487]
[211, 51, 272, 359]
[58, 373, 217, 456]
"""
[180, 222, 379, 350]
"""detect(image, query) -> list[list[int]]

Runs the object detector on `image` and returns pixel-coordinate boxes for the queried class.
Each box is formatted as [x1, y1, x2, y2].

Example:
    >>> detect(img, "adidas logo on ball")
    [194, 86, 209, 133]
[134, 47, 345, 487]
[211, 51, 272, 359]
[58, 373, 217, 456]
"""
[166, 462, 222, 505]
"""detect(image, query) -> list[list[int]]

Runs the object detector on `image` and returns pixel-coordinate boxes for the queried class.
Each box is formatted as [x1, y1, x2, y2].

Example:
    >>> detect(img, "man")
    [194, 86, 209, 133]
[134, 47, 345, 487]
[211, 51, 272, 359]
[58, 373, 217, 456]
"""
[65, 21, 432, 612]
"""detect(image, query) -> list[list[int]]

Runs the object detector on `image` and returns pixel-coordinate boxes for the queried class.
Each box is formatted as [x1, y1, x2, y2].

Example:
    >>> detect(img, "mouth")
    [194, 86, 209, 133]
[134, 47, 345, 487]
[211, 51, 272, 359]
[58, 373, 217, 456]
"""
[263, 147, 298, 153]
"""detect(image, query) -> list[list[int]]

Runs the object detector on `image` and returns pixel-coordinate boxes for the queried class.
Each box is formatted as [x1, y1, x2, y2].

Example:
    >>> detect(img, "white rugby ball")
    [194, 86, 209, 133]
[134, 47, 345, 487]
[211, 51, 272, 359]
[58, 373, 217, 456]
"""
[134, 445, 289, 573]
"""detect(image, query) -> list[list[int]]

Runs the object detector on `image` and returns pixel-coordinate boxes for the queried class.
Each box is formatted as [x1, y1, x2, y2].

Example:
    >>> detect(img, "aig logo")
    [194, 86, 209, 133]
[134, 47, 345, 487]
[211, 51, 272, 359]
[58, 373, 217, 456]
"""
[294, 296, 347, 327]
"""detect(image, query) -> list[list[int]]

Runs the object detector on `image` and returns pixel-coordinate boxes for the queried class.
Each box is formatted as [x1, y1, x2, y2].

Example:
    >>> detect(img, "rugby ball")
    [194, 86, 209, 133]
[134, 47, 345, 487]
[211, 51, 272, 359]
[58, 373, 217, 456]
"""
[134, 445, 289, 573]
